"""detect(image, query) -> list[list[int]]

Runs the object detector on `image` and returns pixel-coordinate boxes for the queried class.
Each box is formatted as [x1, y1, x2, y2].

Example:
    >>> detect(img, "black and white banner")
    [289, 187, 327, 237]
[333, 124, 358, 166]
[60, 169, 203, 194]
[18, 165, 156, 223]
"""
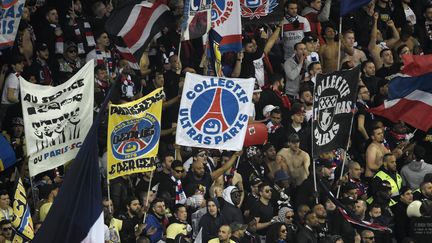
[312, 68, 359, 157]
[20, 61, 94, 176]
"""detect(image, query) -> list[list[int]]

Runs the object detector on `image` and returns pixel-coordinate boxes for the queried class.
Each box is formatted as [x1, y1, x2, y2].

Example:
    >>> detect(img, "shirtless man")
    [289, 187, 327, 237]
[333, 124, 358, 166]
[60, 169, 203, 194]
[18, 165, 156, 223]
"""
[319, 25, 353, 73]
[277, 134, 310, 186]
[340, 30, 367, 67]
[368, 12, 400, 69]
[365, 126, 390, 178]
[263, 143, 287, 181]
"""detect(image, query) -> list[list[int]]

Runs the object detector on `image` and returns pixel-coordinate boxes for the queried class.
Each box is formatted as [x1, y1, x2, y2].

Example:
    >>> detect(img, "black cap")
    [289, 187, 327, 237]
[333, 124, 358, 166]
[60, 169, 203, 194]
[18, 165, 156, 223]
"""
[341, 182, 358, 193]
[290, 102, 305, 115]
[302, 35, 317, 44]
[36, 42, 49, 51]
[399, 186, 411, 196]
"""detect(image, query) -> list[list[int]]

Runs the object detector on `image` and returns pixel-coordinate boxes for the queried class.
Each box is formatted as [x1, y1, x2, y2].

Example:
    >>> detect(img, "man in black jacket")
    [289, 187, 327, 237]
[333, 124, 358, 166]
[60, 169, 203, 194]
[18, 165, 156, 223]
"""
[391, 186, 413, 242]
[296, 211, 319, 243]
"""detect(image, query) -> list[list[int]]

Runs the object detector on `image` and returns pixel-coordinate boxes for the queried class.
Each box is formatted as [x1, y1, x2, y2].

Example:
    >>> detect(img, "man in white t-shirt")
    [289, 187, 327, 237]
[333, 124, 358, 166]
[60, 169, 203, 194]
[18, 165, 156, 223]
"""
[282, 1, 311, 60]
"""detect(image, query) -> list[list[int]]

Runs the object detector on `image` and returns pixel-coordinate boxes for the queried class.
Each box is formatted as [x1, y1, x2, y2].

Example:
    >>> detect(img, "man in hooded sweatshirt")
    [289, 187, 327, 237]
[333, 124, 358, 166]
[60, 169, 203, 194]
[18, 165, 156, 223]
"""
[401, 145, 432, 190]
[221, 186, 244, 225]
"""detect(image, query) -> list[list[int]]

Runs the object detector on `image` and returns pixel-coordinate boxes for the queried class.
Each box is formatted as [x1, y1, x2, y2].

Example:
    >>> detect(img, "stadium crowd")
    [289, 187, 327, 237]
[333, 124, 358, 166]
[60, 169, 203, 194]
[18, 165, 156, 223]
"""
[1, 0, 432, 242]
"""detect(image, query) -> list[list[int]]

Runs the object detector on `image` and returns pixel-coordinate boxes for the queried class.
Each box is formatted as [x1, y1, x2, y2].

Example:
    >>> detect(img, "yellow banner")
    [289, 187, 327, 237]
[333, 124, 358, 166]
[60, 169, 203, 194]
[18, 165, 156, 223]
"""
[107, 88, 164, 179]
[12, 177, 34, 242]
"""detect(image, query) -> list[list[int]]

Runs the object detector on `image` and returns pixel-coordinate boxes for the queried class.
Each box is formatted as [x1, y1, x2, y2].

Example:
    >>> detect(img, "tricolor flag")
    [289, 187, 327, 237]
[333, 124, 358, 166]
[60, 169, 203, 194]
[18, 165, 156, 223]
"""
[32, 91, 110, 242]
[340, 0, 370, 16]
[369, 73, 432, 132]
[182, 0, 212, 40]
[11, 177, 34, 242]
[105, 0, 172, 69]
[402, 54, 432, 77]
[211, 0, 242, 53]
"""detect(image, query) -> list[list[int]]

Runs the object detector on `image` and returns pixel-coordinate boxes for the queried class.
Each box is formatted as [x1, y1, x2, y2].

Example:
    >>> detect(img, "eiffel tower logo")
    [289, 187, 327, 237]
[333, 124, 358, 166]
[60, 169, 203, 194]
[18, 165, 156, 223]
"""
[194, 88, 230, 135]
[116, 122, 147, 154]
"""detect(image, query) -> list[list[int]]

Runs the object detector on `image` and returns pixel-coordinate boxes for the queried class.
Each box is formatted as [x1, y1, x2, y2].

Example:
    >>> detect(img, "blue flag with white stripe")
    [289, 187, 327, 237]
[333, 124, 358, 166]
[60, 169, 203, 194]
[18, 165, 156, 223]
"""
[32, 88, 112, 242]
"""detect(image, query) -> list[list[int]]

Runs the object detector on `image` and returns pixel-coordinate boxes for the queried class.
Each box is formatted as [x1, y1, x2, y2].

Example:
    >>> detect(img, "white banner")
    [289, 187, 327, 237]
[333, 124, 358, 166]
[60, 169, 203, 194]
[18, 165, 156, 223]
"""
[0, 0, 26, 49]
[176, 73, 254, 151]
[21, 61, 94, 176]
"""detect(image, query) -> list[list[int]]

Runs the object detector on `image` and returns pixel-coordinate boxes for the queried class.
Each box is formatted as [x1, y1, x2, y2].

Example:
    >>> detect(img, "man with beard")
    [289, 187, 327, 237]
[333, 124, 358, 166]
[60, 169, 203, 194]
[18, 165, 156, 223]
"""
[312, 204, 329, 241]
[255, 73, 291, 123]
[296, 211, 319, 243]
[414, 180, 432, 201]
[278, 133, 310, 187]
[300, 88, 314, 122]
[119, 197, 145, 243]
[240, 218, 259, 243]
[354, 200, 367, 220]
[374, 153, 402, 201]
[365, 126, 390, 179]
[143, 198, 169, 242]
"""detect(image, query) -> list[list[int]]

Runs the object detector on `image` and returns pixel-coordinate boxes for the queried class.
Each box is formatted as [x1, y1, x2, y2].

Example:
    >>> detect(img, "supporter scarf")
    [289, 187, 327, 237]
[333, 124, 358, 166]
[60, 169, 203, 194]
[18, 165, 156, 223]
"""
[171, 176, 186, 204]
[37, 58, 53, 86]
[51, 24, 64, 55]
[70, 17, 96, 55]
[95, 47, 114, 75]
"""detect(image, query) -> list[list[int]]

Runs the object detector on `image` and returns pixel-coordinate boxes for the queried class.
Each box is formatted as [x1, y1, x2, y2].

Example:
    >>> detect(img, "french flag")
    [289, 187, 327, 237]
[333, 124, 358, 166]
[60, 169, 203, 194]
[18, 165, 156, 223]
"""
[369, 72, 432, 132]
[105, 0, 172, 69]
[32, 89, 112, 242]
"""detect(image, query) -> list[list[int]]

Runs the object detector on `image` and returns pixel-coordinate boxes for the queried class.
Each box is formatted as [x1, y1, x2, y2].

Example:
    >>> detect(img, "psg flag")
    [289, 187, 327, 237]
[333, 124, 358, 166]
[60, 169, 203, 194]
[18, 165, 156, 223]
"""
[105, 0, 172, 69]
[312, 68, 359, 157]
[241, 0, 284, 25]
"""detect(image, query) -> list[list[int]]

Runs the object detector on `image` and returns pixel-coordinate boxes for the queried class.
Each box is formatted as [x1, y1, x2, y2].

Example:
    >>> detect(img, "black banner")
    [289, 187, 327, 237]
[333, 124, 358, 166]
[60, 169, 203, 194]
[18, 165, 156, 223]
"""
[312, 68, 360, 157]
[241, 0, 284, 25]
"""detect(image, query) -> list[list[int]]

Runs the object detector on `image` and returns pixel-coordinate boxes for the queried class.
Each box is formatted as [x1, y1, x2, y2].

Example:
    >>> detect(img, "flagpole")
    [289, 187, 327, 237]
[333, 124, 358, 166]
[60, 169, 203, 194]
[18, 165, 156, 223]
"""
[337, 16, 342, 70]
[336, 76, 357, 198]
[106, 176, 112, 214]
[311, 83, 318, 204]
[234, 155, 241, 169]
[143, 170, 154, 224]
[29, 176, 39, 214]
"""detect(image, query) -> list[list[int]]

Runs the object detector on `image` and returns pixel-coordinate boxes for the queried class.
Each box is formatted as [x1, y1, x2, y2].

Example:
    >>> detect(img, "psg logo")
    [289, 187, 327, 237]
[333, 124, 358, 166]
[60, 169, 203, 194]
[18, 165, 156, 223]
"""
[178, 77, 250, 146]
[211, 0, 234, 27]
[191, 88, 239, 135]
[111, 114, 160, 160]
[240, 0, 279, 20]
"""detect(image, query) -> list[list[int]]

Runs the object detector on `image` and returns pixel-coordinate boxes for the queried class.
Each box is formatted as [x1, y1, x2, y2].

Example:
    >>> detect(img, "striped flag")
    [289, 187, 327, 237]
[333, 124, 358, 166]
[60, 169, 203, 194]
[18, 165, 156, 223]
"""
[105, 0, 172, 69]
[369, 72, 432, 132]
[11, 177, 34, 242]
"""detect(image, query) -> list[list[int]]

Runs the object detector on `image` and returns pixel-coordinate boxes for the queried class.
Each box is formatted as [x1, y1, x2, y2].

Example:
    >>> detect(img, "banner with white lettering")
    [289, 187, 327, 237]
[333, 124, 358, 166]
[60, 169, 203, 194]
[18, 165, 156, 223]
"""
[176, 73, 254, 151]
[107, 88, 164, 179]
[312, 68, 359, 157]
[21, 61, 94, 176]
[0, 0, 25, 49]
